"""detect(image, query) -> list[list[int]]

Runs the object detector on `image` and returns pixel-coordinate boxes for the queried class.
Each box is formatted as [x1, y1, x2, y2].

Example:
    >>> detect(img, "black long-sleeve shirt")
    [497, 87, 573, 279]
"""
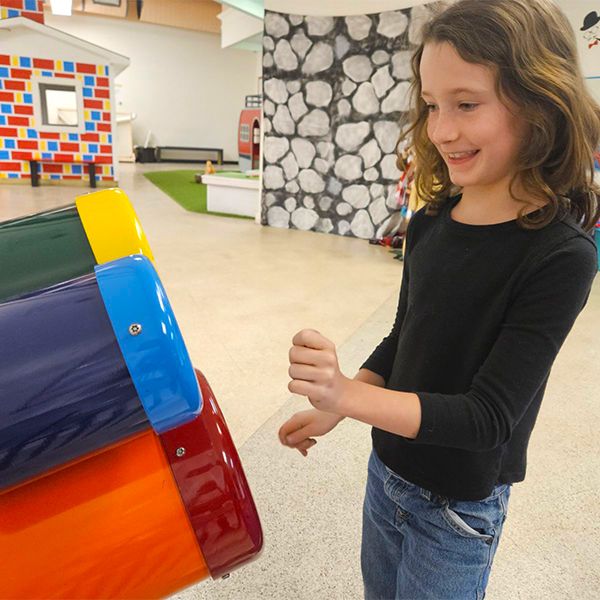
[362, 195, 598, 500]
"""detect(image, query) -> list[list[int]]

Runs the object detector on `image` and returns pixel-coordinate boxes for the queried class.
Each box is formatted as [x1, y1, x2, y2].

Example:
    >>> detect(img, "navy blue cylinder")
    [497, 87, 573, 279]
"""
[0, 274, 149, 489]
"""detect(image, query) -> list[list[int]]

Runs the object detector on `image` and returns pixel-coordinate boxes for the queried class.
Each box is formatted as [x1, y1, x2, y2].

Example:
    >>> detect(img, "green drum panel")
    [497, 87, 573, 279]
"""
[0, 206, 97, 303]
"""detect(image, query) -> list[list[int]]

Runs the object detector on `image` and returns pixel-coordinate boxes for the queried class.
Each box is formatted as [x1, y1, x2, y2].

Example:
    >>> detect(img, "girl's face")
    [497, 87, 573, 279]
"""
[420, 42, 527, 198]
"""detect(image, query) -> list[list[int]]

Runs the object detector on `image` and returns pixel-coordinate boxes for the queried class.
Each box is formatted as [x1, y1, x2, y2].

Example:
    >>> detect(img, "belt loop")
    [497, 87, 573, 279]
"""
[421, 488, 431, 501]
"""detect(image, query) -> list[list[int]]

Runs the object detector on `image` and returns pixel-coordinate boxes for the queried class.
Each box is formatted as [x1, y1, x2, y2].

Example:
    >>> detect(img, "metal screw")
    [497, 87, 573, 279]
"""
[222, 574, 230, 580]
[128, 323, 142, 336]
[176, 447, 186, 458]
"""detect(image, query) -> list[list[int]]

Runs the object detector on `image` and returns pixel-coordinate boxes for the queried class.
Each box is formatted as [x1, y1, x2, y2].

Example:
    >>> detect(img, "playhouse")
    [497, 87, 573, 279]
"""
[238, 94, 261, 172]
[0, 0, 129, 186]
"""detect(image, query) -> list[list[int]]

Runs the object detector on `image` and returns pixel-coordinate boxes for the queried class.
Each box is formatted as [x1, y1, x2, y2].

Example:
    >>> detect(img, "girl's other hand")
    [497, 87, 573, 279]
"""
[278, 409, 344, 457]
[288, 329, 350, 413]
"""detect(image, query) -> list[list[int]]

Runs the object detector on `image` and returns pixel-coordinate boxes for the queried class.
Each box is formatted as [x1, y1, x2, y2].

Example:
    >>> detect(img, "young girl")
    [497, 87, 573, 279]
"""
[279, 1, 599, 598]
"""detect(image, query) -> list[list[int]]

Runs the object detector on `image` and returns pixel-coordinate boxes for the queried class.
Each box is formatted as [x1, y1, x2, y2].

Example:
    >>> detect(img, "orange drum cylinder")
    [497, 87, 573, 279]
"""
[0, 430, 210, 599]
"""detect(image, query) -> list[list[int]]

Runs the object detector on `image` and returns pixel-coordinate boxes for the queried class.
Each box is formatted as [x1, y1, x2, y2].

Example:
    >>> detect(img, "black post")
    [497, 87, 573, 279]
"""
[88, 163, 97, 188]
[29, 160, 39, 187]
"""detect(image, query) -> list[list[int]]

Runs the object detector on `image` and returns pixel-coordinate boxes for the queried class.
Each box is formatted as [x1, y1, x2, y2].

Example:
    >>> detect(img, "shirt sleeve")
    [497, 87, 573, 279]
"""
[360, 210, 423, 383]
[414, 234, 598, 451]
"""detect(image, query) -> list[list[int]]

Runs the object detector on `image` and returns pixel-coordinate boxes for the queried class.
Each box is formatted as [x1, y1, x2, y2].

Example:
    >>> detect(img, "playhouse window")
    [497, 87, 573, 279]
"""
[240, 124, 250, 142]
[40, 84, 78, 127]
[33, 76, 86, 134]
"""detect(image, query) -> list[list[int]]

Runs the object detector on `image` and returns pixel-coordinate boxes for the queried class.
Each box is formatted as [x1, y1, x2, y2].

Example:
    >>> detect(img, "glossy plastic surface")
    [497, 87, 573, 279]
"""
[0, 205, 97, 303]
[96, 255, 202, 433]
[76, 188, 155, 264]
[160, 369, 263, 578]
[0, 274, 148, 490]
[0, 430, 210, 599]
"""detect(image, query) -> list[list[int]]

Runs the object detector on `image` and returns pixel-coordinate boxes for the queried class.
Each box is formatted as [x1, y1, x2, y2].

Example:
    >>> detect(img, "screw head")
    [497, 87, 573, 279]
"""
[128, 323, 142, 336]
[176, 447, 186, 458]
[222, 573, 230, 580]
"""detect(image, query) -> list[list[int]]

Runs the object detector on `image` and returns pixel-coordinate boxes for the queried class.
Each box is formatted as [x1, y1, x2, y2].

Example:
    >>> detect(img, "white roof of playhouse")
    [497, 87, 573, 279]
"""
[0, 16, 130, 76]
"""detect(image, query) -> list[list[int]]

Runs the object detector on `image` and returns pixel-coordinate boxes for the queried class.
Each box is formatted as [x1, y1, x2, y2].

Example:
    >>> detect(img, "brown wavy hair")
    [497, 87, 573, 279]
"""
[401, 0, 600, 231]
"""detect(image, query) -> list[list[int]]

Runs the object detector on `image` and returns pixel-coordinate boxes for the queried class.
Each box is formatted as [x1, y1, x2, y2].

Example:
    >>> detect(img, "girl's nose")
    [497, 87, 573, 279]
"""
[428, 112, 459, 146]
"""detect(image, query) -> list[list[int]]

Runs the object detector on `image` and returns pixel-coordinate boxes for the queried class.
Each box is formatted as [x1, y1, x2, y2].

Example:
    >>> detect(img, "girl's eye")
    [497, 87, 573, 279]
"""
[425, 104, 437, 113]
[459, 103, 478, 111]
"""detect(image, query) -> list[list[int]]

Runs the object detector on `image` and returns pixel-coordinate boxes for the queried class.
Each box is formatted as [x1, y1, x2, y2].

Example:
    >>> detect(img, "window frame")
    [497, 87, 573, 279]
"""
[32, 76, 86, 135]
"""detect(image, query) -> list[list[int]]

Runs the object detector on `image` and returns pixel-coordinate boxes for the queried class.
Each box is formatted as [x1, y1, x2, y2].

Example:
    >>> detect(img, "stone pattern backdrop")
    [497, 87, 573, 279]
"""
[261, 5, 438, 238]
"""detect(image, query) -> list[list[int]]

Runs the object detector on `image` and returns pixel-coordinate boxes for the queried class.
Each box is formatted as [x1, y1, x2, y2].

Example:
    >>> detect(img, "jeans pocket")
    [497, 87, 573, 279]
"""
[441, 504, 495, 543]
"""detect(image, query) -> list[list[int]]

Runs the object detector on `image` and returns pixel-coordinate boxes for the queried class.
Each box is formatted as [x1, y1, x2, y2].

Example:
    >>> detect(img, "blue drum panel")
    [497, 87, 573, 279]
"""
[0, 274, 149, 489]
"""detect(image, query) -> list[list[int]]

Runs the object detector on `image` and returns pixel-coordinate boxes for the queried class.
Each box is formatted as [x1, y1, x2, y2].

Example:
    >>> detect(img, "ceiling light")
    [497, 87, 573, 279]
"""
[50, 0, 73, 16]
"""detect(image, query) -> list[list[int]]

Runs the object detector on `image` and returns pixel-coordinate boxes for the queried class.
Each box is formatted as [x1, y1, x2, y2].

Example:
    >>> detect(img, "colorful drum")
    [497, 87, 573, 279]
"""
[0, 193, 263, 596]
[0, 188, 153, 303]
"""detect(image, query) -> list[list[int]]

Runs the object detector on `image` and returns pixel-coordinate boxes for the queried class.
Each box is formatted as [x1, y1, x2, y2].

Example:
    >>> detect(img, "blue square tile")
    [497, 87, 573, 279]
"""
[63, 61, 75, 73]
[83, 154, 93, 162]
[84, 76, 95, 86]
[4, 139, 15, 149]
[108, 134, 113, 144]
[7, 9, 18, 17]
[83, 88, 93, 98]
[0, 150, 9, 160]
[27, 129, 38, 139]
[48, 141, 58, 151]
[42, 70, 52, 77]
[42, 152, 52, 159]
[89, 144, 98, 153]
[19, 57, 31, 68]
[25, 0, 38, 10]
[0, 115, 5, 125]
[50, 174, 60, 180]
[1, 104, 12, 114]
[72, 164, 82, 174]
[23, 93, 33, 104]
[8, 173, 18, 179]
[91, 111, 101, 121]
[85, 122, 95, 131]
[0, 68, 9, 78]
[68, 133, 78, 141]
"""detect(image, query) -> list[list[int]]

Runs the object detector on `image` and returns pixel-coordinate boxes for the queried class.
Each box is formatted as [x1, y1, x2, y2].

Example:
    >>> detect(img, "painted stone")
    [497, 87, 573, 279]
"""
[343, 55, 374, 83]
[306, 16, 334, 36]
[335, 122, 370, 152]
[298, 169, 326, 193]
[297, 109, 330, 137]
[350, 209, 375, 239]
[374, 120, 400, 154]
[372, 65, 395, 99]
[264, 78, 289, 104]
[273, 105, 295, 135]
[377, 10, 408, 38]
[291, 138, 317, 168]
[342, 184, 370, 209]
[289, 92, 309, 121]
[291, 31, 312, 59]
[264, 165, 285, 189]
[268, 206, 290, 227]
[345, 15, 372, 41]
[336, 202, 353, 216]
[264, 136, 289, 163]
[302, 42, 334, 75]
[284, 197, 298, 212]
[274, 39, 299, 71]
[334, 155, 363, 181]
[306, 81, 333, 107]
[291, 207, 319, 230]
[382, 81, 411, 113]
[282, 152, 300, 180]
[265, 13, 290, 38]
[360, 139, 382, 169]
[353, 82, 379, 115]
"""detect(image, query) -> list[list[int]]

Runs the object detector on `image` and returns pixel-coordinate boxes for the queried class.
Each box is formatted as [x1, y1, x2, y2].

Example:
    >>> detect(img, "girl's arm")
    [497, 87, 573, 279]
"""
[288, 329, 421, 439]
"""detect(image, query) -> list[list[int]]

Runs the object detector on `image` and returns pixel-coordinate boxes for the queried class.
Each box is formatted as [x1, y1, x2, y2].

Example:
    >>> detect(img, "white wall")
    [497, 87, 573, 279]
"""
[45, 12, 261, 161]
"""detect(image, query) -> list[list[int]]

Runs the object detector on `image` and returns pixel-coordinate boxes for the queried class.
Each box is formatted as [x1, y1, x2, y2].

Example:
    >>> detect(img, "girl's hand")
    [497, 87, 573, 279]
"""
[288, 329, 351, 413]
[278, 409, 344, 456]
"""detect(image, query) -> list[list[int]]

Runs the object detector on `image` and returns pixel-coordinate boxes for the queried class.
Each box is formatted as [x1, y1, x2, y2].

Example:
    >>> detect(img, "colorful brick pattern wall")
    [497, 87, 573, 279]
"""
[0, 56, 115, 183]
[0, 0, 44, 24]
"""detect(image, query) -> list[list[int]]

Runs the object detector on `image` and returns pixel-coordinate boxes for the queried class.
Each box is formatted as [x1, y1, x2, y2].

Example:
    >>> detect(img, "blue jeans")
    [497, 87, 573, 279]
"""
[361, 450, 511, 600]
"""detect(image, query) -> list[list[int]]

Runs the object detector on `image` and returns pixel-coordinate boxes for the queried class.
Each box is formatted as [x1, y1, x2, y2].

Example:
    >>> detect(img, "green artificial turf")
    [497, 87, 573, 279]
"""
[143, 170, 254, 219]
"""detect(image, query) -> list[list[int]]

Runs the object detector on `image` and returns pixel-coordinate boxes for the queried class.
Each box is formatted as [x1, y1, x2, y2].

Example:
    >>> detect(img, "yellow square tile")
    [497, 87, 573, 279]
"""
[84, 110, 91, 120]
[25, 82, 32, 92]
[103, 100, 111, 111]
[0, 172, 7, 179]
[33, 69, 41, 77]
[56, 60, 63, 72]
[75, 154, 83, 161]
[23, 162, 30, 173]
[11, 56, 19, 67]
[60, 133, 68, 141]
[15, 92, 23, 103]
[18, 128, 26, 138]
[97, 65, 104, 76]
